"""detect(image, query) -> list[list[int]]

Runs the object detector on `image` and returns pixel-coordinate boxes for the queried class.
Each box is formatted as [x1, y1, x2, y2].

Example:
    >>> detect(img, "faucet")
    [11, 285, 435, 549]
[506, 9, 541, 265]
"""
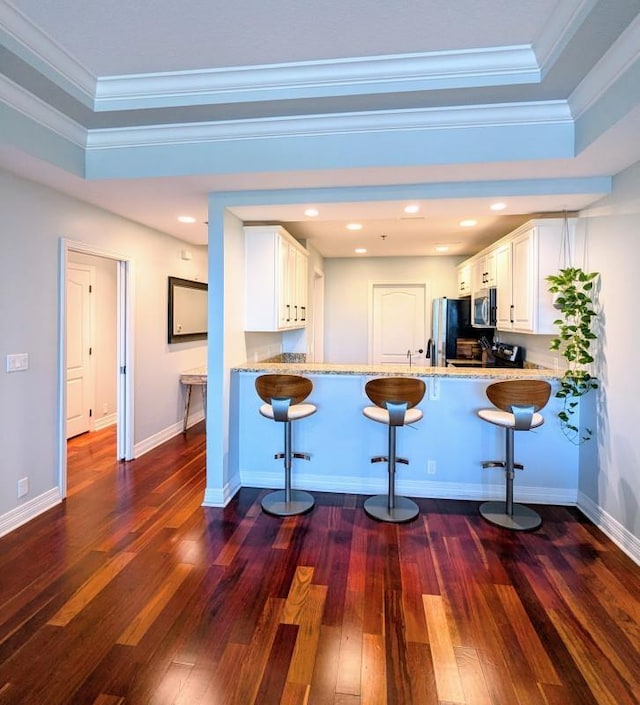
[406, 348, 424, 368]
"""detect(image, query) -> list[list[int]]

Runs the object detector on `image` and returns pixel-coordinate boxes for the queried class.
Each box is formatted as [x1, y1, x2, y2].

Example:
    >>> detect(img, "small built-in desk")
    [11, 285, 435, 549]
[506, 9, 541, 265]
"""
[180, 366, 207, 433]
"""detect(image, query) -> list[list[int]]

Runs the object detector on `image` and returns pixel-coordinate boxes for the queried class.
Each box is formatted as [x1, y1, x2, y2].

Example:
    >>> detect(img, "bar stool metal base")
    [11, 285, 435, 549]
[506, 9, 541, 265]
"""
[479, 500, 542, 531]
[261, 489, 315, 517]
[364, 495, 419, 523]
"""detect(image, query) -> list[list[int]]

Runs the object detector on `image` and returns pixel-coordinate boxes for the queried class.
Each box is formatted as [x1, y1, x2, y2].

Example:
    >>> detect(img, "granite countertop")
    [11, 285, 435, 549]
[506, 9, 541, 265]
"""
[232, 361, 559, 379]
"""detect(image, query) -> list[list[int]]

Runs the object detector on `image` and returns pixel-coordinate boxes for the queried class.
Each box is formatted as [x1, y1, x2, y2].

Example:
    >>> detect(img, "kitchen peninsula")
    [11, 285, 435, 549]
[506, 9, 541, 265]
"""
[231, 362, 582, 508]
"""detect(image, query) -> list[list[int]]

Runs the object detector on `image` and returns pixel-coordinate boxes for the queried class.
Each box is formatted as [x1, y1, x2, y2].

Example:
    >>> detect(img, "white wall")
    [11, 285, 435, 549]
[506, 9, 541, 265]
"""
[68, 251, 118, 427]
[0, 169, 207, 531]
[575, 159, 640, 549]
[323, 256, 462, 363]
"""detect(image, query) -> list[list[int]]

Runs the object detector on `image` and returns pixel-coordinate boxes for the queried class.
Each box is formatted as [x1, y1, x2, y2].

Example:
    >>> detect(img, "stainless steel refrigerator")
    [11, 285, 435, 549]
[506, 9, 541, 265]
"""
[428, 297, 488, 366]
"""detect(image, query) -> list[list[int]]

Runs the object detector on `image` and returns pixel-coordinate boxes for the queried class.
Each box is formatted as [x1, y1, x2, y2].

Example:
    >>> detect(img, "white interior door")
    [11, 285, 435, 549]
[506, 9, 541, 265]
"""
[66, 265, 93, 438]
[371, 284, 427, 365]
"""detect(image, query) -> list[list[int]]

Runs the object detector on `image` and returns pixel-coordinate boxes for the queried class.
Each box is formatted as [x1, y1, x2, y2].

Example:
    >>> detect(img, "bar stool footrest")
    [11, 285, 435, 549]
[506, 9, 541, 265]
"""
[261, 489, 315, 517]
[364, 495, 419, 523]
[371, 456, 408, 465]
[481, 460, 524, 470]
[274, 452, 311, 461]
[479, 500, 541, 531]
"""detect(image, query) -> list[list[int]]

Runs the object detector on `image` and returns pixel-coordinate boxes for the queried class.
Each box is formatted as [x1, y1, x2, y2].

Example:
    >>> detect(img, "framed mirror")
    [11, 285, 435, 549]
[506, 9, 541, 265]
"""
[168, 276, 208, 343]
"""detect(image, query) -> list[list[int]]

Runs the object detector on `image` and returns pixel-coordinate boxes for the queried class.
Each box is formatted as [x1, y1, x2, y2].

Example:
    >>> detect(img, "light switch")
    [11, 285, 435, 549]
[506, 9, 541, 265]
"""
[6, 353, 29, 372]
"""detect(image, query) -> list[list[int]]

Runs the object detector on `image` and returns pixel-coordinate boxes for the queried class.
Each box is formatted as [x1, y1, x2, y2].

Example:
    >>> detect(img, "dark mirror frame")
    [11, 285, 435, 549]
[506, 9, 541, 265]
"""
[168, 276, 208, 344]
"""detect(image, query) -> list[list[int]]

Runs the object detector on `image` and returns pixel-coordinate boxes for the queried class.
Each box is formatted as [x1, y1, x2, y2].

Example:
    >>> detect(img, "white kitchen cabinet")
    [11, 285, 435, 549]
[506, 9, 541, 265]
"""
[494, 242, 513, 329]
[457, 262, 471, 296]
[471, 251, 497, 292]
[244, 225, 309, 331]
[461, 218, 574, 334]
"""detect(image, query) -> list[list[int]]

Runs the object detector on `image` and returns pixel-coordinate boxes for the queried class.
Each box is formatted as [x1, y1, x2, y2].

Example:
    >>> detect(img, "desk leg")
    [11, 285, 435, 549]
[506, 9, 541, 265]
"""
[202, 382, 207, 423]
[183, 384, 192, 434]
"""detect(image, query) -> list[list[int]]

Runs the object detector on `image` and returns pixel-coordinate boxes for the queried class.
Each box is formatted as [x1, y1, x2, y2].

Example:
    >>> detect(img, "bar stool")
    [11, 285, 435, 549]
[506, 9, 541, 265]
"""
[255, 374, 316, 516]
[477, 379, 551, 531]
[362, 377, 426, 523]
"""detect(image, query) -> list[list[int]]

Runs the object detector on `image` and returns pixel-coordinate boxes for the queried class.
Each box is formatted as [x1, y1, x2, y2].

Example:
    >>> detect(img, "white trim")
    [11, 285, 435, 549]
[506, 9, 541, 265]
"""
[0, 74, 87, 147]
[238, 469, 578, 506]
[0, 488, 63, 538]
[0, 0, 96, 104]
[94, 46, 539, 111]
[132, 412, 204, 458]
[577, 491, 640, 566]
[86, 100, 573, 149]
[534, 0, 598, 78]
[569, 12, 640, 118]
[117, 258, 134, 461]
[94, 412, 117, 431]
[202, 477, 242, 508]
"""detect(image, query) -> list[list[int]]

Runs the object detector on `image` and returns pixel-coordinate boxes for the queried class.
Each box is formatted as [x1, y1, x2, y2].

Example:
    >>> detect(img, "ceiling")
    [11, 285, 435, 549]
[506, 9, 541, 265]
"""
[2, 0, 640, 257]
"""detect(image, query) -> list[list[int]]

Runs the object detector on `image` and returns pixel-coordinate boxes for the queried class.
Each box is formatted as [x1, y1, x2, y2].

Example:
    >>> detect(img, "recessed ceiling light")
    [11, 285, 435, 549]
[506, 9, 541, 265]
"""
[404, 204, 420, 214]
[435, 245, 449, 252]
[354, 248, 367, 254]
[460, 219, 477, 227]
[177, 215, 196, 223]
[490, 202, 506, 211]
[346, 223, 363, 231]
[304, 208, 319, 217]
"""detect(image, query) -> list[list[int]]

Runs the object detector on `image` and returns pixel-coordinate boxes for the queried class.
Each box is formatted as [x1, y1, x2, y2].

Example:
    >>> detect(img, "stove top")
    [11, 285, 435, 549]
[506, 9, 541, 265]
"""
[447, 343, 525, 369]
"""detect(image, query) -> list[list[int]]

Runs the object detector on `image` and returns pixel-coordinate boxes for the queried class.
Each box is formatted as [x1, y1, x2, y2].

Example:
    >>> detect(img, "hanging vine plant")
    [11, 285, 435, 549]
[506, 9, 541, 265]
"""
[546, 267, 599, 443]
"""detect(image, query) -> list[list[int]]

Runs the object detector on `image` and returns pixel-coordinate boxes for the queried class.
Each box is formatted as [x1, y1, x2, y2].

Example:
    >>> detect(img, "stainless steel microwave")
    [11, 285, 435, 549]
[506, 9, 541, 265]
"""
[472, 288, 496, 327]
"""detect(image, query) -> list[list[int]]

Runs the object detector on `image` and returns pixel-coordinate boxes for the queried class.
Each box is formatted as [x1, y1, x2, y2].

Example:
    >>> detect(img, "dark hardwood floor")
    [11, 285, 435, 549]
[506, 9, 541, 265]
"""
[0, 423, 639, 705]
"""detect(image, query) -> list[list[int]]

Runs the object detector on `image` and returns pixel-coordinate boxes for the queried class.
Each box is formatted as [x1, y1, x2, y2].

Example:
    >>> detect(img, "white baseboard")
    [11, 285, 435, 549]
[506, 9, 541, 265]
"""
[93, 412, 117, 431]
[577, 491, 640, 566]
[202, 474, 241, 507]
[238, 469, 578, 506]
[133, 411, 204, 458]
[0, 487, 63, 538]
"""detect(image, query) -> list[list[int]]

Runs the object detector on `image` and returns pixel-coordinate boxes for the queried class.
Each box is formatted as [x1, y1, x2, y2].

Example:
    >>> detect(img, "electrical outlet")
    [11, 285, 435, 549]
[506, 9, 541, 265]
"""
[427, 460, 436, 475]
[17, 477, 29, 498]
[429, 379, 440, 401]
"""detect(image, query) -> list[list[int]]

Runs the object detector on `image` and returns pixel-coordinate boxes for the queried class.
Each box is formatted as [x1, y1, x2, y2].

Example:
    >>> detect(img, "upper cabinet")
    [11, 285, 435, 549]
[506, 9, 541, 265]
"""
[457, 262, 472, 297]
[244, 225, 309, 331]
[460, 217, 575, 334]
[471, 251, 497, 292]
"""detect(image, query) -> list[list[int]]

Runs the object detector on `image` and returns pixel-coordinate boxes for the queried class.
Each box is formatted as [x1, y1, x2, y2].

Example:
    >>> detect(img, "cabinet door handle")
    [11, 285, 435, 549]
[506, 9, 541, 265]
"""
[286, 304, 291, 322]
[294, 305, 298, 321]
[510, 304, 514, 323]
[301, 306, 306, 321]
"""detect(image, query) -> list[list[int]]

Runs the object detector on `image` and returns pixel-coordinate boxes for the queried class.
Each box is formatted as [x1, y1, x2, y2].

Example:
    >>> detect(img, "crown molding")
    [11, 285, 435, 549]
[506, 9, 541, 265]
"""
[569, 11, 640, 118]
[0, 73, 86, 146]
[533, 0, 598, 78]
[0, 0, 95, 106]
[93, 46, 540, 112]
[86, 101, 571, 150]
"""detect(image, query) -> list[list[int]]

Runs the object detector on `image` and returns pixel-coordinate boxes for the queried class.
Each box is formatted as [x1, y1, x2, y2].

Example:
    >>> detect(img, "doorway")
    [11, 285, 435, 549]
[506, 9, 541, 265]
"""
[369, 283, 429, 365]
[58, 239, 134, 498]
